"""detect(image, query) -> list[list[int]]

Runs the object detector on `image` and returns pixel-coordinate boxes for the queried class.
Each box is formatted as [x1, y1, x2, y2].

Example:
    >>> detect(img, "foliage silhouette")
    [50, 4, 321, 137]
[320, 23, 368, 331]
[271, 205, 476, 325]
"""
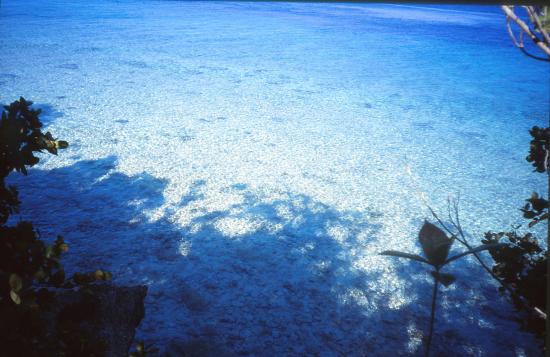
[481, 126, 548, 339]
[499, 7, 548, 339]
[380, 221, 505, 357]
[472, 128, 547, 342]
[0, 98, 112, 357]
[481, 230, 546, 336]
[416, 129, 548, 354]
[526, 126, 550, 174]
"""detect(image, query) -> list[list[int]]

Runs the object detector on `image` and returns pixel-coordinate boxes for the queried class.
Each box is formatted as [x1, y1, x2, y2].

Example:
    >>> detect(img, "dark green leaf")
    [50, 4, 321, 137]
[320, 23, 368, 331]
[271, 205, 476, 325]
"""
[9, 273, 23, 292]
[56, 140, 69, 149]
[431, 271, 456, 287]
[418, 221, 454, 266]
[10, 290, 21, 305]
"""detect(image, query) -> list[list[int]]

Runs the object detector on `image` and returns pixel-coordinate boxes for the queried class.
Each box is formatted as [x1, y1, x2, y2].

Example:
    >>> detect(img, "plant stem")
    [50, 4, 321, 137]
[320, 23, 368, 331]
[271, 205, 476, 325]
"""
[426, 273, 439, 357]
[430, 202, 544, 318]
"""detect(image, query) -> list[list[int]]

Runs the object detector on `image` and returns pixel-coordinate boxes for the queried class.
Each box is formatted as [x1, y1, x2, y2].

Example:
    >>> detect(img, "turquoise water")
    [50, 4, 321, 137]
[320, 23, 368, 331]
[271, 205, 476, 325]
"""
[1, 1, 548, 355]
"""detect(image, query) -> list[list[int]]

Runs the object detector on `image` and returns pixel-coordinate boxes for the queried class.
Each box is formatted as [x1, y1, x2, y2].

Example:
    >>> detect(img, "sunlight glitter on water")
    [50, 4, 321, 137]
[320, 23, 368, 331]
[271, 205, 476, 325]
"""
[1, 1, 548, 355]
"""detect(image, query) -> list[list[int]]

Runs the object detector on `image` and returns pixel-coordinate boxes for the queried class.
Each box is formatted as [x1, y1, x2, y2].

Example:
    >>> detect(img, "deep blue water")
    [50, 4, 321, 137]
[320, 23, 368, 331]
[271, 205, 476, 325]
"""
[1, 1, 548, 355]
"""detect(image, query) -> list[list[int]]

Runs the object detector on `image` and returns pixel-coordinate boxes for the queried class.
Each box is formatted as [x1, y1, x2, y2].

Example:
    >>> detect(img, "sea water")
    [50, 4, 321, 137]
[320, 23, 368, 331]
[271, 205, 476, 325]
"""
[1, 1, 548, 355]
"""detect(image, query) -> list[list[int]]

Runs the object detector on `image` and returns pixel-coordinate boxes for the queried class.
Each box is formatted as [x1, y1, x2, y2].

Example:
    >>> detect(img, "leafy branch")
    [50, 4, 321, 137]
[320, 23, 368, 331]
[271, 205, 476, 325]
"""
[0, 98, 115, 356]
[425, 196, 547, 322]
[380, 221, 505, 357]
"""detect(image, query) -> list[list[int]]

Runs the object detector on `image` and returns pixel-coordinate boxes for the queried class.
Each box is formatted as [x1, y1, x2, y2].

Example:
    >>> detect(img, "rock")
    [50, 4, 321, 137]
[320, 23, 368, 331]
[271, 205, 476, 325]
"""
[47, 283, 147, 357]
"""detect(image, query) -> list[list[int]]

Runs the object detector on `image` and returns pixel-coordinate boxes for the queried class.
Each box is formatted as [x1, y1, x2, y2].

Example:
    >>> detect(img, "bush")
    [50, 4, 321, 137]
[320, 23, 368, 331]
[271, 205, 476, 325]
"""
[482, 126, 548, 339]
[0, 98, 110, 356]
[482, 230, 546, 336]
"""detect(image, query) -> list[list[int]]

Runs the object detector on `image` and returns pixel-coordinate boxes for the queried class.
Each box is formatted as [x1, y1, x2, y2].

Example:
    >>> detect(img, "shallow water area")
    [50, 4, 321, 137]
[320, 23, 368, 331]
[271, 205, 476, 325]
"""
[1, 1, 548, 355]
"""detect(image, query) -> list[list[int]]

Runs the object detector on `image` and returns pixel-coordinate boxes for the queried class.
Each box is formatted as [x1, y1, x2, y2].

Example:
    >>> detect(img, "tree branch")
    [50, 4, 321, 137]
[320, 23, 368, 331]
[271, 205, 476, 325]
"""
[501, 5, 550, 61]
[525, 6, 550, 45]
